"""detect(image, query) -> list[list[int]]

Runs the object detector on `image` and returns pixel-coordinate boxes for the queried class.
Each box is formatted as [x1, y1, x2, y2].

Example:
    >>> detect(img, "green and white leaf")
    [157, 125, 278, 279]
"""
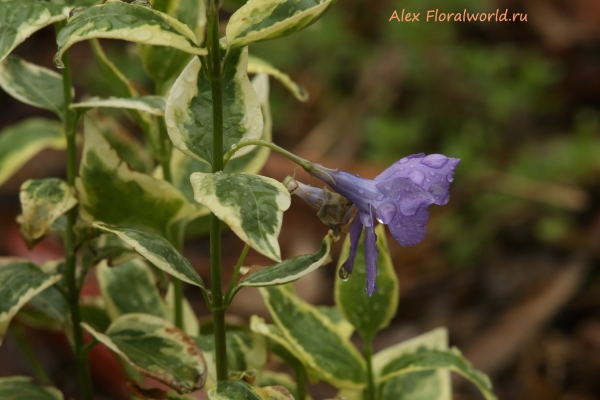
[190, 172, 290, 261]
[335, 224, 399, 339]
[208, 380, 294, 400]
[71, 95, 166, 116]
[51, 0, 102, 7]
[0, 55, 70, 118]
[248, 55, 308, 102]
[55, 1, 206, 68]
[258, 371, 311, 400]
[226, 0, 335, 50]
[165, 48, 263, 165]
[76, 118, 195, 238]
[0, 376, 64, 400]
[92, 223, 205, 289]
[97, 258, 168, 320]
[28, 285, 70, 325]
[257, 285, 366, 389]
[316, 306, 353, 340]
[165, 283, 199, 336]
[0, 0, 69, 62]
[0, 259, 61, 343]
[82, 313, 207, 393]
[18, 178, 77, 245]
[237, 231, 335, 289]
[0, 119, 65, 187]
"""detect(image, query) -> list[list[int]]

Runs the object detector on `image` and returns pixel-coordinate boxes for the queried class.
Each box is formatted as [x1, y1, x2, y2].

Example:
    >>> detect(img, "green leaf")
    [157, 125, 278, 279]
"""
[0, 376, 63, 400]
[0, 55, 70, 118]
[76, 117, 195, 238]
[0, 259, 61, 343]
[52, 0, 102, 6]
[248, 55, 308, 102]
[82, 313, 207, 393]
[97, 258, 168, 320]
[208, 380, 294, 400]
[0, 0, 69, 62]
[92, 223, 205, 289]
[0, 119, 65, 187]
[71, 95, 166, 115]
[165, 48, 263, 165]
[225, 0, 336, 50]
[140, 0, 206, 87]
[335, 224, 399, 339]
[258, 371, 310, 400]
[237, 231, 335, 289]
[18, 178, 77, 246]
[55, 1, 206, 68]
[316, 306, 353, 340]
[28, 285, 69, 325]
[190, 172, 290, 261]
[373, 328, 496, 400]
[257, 285, 366, 389]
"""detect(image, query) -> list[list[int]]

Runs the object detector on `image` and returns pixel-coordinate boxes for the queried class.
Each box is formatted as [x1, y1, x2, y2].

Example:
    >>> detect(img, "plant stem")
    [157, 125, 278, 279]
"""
[11, 325, 52, 384]
[293, 364, 307, 400]
[363, 336, 376, 400]
[223, 140, 313, 171]
[224, 244, 250, 305]
[207, 1, 228, 381]
[55, 21, 94, 400]
[172, 278, 184, 329]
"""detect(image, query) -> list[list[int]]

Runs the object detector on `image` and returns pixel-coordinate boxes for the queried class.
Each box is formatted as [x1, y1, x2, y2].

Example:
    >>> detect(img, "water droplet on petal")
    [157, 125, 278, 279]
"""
[446, 173, 454, 182]
[420, 154, 449, 169]
[358, 188, 365, 194]
[94, 19, 112, 31]
[376, 202, 396, 224]
[407, 169, 425, 186]
[399, 157, 409, 164]
[338, 266, 349, 281]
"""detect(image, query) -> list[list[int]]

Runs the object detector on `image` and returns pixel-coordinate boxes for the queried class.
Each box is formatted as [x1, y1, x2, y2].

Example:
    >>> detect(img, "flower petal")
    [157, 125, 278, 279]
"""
[341, 216, 363, 275]
[364, 209, 379, 296]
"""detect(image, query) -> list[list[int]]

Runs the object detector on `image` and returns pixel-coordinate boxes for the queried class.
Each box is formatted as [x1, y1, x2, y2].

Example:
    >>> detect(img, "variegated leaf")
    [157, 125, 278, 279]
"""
[237, 231, 335, 289]
[0, 259, 61, 343]
[257, 286, 366, 389]
[335, 224, 399, 339]
[97, 259, 168, 320]
[190, 172, 290, 261]
[208, 380, 293, 400]
[0, 55, 70, 118]
[127, 380, 197, 400]
[226, 0, 336, 50]
[165, 48, 262, 165]
[139, 0, 206, 87]
[248, 55, 308, 102]
[0, 0, 69, 62]
[165, 282, 199, 336]
[92, 223, 205, 289]
[0, 119, 65, 187]
[316, 306, 353, 340]
[55, 1, 206, 68]
[52, 0, 101, 6]
[82, 313, 207, 393]
[76, 117, 195, 238]
[19, 178, 77, 245]
[0, 376, 63, 400]
[71, 95, 166, 116]
[258, 371, 311, 400]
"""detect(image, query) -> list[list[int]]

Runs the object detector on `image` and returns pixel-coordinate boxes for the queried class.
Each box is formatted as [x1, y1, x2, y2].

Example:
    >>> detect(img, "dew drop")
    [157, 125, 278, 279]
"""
[399, 158, 409, 164]
[446, 173, 454, 182]
[132, 29, 153, 41]
[116, 14, 138, 24]
[199, 141, 205, 146]
[338, 267, 349, 281]
[407, 169, 425, 186]
[358, 188, 365, 194]
[94, 19, 112, 31]
[420, 154, 449, 169]
[429, 171, 435, 176]
[53, 54, 65, 69]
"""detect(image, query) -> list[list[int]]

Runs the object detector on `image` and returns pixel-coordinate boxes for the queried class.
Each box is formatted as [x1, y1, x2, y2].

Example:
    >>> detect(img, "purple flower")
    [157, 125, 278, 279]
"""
[308, 153, 459, 296]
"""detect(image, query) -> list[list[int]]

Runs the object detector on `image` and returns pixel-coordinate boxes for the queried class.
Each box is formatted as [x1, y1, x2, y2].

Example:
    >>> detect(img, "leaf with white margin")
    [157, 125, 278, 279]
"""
[97, 259, 168, 320]
[257, 285, 366, 389]
[258, 371, 311, 400]
[226, 0, 336, 50]
[208, 380, 294, 400]
[0, 259, 61, 344]
[335, 224, 399, 339]
[236, 231, 335, 291]
[316, 306, 353, 341]
[92, 223, 205, 289]
[18, 178, 77, 245]
[139, 0, 206, 87]
[0, 0, 69, 62]
[0, 376, 64, 400]
[165, 282, 199, 336]
[190, 172, 290, 261]
[76, 117, 194, 238]
[55, 1, 206, 68]
[0, 55, 70, 118]
[165, 48, 263, 165]
[71, 95, 166, 116]
[0, 119, 65, 187]
[248, 55, 308, 102]
[82, 313, 207, 393]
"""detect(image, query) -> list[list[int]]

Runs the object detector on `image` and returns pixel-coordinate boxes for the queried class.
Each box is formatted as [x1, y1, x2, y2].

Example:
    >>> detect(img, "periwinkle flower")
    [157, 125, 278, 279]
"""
[308, 153, 459, 296]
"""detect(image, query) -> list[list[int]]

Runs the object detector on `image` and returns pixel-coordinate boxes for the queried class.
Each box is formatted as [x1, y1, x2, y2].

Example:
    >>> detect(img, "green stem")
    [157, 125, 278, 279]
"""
[11, 325, 52, 384]
[207, 1, 228, 381]
[293, 364, 307, 400]
[172, 279, 184, 329]
[224, 244, 250, 305]
[223, 140, 313, 171]
[364, 336, 376, 400]
[55, 21, 94, 400]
